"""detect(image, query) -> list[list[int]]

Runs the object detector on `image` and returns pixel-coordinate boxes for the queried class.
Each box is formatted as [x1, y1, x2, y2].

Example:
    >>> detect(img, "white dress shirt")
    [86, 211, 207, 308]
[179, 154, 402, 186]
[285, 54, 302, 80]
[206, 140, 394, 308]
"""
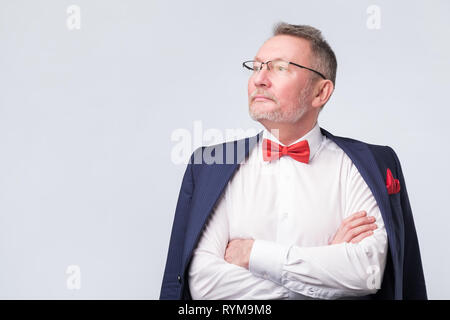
[188, 122, 388, 300]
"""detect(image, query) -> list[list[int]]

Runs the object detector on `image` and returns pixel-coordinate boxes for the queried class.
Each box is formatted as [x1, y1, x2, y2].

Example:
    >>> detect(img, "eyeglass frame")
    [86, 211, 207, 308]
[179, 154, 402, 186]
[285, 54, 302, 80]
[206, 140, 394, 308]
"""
[242, 59, 327, 80]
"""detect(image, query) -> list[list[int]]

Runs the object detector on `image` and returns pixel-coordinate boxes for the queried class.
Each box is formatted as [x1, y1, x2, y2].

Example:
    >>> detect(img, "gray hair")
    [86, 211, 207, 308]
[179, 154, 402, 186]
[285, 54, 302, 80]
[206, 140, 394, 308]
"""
[273, 22, 337, 87]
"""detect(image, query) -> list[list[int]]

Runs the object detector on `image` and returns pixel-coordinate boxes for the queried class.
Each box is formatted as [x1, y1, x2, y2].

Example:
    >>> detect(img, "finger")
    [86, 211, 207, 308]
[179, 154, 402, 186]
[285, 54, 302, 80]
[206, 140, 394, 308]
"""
[331, 212, 370, 245]
[350, 230, 374, 244]
[344, 223, 378, 243]
[342, 211, 367, 225]
[348, 215, 376, 229]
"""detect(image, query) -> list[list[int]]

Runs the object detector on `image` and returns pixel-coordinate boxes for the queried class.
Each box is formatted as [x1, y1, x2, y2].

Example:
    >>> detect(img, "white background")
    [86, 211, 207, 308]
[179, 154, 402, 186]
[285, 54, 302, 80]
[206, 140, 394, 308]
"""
[0, 0, 448, 299]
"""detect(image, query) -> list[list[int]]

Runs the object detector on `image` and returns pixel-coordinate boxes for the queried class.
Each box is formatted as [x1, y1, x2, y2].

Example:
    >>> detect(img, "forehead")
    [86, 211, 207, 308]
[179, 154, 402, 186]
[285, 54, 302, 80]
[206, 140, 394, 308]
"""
[254, 35, 311, 63]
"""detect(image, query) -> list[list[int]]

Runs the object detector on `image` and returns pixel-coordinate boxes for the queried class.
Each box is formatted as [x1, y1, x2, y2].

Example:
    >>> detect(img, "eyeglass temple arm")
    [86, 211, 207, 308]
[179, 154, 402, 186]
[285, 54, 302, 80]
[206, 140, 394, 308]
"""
[289, 62, 326, 79]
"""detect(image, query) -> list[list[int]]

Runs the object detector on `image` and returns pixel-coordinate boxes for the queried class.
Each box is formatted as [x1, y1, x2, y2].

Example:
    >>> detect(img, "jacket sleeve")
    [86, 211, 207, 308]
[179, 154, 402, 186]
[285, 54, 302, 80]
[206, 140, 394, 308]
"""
[160, 150, 197, 300]
[388, 147, 428, 300]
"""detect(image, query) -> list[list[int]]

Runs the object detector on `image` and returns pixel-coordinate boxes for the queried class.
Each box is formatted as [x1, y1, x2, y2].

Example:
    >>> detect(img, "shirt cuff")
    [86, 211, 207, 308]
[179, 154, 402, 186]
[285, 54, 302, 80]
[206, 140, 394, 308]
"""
[249, 240, 289, 285]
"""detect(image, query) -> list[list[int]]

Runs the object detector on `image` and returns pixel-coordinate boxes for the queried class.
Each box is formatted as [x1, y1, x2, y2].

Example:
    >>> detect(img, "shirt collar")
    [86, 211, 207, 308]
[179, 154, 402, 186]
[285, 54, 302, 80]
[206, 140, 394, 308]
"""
[261, 121, 324, 163]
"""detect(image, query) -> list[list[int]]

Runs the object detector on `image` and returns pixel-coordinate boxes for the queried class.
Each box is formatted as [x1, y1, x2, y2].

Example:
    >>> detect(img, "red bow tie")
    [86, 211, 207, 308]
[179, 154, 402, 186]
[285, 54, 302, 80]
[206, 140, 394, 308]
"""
[262, 138, 310, 163]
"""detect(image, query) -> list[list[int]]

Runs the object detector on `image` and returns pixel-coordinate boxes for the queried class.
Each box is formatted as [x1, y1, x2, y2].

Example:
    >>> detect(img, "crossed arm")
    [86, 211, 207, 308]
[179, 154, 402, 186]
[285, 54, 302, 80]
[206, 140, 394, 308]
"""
[188, 170, 388, 300]
[189, 211, 387, 299]
[225, 210, 379, 269]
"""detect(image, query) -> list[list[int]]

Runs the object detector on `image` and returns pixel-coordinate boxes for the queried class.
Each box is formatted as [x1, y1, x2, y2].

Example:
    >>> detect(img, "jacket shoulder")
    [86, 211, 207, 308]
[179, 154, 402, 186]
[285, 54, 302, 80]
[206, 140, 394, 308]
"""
[189, 133, 262, 166]
[322, 128, 395, 158]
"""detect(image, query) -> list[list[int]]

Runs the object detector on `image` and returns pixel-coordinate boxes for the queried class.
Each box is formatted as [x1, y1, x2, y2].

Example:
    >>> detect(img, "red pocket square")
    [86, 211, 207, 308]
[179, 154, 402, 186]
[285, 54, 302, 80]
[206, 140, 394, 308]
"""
[386, 168, 401, 195]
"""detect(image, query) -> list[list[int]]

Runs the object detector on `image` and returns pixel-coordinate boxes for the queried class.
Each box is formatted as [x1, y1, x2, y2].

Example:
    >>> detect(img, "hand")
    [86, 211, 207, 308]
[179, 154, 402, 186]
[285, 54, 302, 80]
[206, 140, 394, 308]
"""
[224, 239, 255, 269]
[330, 211, 378, 245]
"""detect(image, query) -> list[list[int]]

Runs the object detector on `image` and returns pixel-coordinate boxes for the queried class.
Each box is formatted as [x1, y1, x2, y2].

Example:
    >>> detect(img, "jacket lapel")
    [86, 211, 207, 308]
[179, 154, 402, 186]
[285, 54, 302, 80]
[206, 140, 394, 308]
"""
[320, 128, 401, 294]
[182, 133, 263, 271]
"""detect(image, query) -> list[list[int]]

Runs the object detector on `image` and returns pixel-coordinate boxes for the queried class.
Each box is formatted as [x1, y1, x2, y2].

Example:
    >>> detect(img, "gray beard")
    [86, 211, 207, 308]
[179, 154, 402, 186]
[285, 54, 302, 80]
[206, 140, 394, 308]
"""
[249, 80, 312, 123]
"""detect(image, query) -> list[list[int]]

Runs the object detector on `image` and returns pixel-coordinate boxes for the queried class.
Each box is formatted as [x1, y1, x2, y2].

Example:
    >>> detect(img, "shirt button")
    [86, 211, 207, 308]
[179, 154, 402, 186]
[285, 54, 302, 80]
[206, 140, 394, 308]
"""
[281, 212, 289, 220]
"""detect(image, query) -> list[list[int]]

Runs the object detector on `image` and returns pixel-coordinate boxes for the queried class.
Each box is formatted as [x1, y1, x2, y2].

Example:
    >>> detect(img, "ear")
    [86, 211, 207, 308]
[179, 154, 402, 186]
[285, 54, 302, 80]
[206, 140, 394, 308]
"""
[311, 79, 334, 109]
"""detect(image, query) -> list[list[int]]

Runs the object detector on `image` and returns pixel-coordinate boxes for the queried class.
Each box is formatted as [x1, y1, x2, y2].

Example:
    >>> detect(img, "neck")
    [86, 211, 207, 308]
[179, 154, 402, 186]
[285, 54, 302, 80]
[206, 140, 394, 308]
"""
[259, 117, 318, 145]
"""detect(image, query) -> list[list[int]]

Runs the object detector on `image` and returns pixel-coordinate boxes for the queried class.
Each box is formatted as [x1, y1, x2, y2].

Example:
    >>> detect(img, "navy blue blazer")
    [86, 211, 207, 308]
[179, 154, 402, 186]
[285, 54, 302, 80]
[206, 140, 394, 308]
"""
[160, 128, 427, 300]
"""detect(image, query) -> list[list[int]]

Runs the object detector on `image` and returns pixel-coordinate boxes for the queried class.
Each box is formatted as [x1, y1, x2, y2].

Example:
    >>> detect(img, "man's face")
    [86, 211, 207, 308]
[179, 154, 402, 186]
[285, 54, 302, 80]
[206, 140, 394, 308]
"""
[248, 35, 315, 123]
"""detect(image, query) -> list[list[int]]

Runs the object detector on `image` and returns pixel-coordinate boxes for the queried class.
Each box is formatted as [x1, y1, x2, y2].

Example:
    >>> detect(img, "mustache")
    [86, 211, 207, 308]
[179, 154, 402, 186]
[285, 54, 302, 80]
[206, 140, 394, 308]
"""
[250, 90, 278, 104]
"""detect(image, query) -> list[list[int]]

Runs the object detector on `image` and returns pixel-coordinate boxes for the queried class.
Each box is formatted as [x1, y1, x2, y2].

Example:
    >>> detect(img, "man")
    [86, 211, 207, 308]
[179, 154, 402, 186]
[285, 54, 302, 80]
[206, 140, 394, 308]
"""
[160, 23, 427, 300]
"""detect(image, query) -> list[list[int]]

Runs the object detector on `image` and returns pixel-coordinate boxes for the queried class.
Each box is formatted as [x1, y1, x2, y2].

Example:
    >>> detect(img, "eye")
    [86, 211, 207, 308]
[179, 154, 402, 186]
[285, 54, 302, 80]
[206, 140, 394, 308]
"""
[272, 61, 289, 72]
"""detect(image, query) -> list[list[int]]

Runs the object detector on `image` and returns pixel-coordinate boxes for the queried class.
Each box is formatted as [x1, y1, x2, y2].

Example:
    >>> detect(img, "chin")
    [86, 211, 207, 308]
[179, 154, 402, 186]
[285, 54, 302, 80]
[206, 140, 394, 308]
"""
[249, 108, 282, 122]
[250, 101, 277, 112]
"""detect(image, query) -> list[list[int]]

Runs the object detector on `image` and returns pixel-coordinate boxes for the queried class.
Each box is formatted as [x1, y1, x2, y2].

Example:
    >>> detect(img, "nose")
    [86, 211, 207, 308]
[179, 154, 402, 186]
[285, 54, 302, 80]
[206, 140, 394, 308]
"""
[252, 65, 272, 88]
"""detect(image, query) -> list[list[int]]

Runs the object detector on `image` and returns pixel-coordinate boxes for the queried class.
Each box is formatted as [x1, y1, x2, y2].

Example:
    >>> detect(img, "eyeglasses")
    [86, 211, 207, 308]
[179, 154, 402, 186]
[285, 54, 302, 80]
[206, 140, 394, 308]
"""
[242, 59, 326, 80]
